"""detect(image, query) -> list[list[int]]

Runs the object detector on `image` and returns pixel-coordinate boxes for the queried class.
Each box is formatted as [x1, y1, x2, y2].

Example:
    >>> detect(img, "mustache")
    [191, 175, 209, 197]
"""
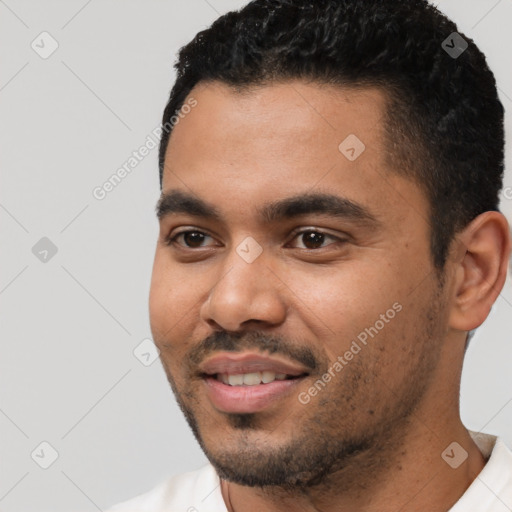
[187, 330, 320, 373]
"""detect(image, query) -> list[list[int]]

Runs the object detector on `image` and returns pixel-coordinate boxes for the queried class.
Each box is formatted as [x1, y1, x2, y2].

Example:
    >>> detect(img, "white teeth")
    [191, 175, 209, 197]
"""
[261, 371, 276, 383]
[243, 372, 261, 385]
[218, 371, 288, 386]
[227, 374, 244, 386]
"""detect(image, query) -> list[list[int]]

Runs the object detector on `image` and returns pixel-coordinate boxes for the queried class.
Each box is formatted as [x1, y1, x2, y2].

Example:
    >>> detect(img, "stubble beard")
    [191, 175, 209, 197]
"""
[159, 285, 446, 492]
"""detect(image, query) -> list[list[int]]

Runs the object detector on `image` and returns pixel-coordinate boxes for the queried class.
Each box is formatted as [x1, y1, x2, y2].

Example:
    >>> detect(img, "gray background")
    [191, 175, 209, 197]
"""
[1, 1, 511, 511]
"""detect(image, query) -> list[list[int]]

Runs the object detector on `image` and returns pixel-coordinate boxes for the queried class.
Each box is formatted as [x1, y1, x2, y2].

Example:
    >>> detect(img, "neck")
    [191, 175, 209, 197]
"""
[221, 402, 486, 512]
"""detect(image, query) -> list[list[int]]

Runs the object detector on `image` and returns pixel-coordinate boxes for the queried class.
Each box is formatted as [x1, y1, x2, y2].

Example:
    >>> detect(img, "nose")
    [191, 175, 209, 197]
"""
[199, 246, 288, 332]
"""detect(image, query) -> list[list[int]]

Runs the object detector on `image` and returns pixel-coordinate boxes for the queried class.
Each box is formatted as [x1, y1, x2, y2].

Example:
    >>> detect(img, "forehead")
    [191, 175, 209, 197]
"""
[165, 80, 388, 169]
[161, 80, 429, 231]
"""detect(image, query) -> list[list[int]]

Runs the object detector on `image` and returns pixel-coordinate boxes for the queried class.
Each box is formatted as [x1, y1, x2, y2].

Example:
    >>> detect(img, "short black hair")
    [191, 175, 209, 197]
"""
[158, 0, 505, 273]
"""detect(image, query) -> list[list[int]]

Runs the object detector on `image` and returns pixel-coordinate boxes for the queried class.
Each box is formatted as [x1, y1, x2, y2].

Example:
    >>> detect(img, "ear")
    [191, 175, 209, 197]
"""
[449, 211, 511, 331]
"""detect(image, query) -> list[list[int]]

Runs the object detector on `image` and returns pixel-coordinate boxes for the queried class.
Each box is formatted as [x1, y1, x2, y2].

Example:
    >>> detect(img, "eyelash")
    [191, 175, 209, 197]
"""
[163, 228, 345, 250]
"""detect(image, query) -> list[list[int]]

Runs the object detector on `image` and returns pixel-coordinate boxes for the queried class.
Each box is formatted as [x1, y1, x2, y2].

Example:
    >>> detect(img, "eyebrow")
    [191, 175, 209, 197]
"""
[156, 189, 380, 227]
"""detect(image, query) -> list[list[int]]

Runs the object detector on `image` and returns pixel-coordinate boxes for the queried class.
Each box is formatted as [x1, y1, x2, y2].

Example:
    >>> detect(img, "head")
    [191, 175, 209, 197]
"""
[149, 0, 509, 490]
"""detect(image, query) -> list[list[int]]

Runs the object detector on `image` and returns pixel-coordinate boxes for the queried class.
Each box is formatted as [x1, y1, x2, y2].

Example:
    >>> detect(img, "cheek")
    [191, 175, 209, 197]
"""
[288, 262, 401, 348]
[148, 256, 170, 336]
[148, 254, 199, 347]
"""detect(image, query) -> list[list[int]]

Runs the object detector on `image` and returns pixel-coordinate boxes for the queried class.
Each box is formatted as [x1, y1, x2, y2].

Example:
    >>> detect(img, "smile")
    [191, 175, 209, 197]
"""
[215, 371, 295, 386]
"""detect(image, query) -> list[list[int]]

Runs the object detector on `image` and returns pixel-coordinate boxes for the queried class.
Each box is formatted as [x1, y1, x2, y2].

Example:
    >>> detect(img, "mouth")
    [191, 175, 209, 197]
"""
[214, 371, 301, 386]
[198, 352, 310, 414]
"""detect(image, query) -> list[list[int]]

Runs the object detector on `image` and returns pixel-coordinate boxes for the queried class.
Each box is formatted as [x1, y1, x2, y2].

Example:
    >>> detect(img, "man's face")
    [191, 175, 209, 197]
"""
[149, 80, 451, 487]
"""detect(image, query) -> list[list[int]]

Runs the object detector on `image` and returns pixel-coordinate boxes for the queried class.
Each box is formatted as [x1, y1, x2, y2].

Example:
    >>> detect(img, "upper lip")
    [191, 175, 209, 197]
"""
[199, 352, 310, 377]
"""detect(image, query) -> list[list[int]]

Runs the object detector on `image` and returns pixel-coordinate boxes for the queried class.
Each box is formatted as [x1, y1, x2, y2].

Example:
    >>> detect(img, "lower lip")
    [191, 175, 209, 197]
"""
[204, 376, 305, 413]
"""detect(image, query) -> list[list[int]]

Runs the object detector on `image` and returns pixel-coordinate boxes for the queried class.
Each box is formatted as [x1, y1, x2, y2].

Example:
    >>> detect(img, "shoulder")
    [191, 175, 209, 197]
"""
[105, 463, 227, 512]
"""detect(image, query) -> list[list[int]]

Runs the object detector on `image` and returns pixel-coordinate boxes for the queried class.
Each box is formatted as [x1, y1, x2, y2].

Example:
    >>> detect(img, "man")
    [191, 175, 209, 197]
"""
[108, 0, 512, 510]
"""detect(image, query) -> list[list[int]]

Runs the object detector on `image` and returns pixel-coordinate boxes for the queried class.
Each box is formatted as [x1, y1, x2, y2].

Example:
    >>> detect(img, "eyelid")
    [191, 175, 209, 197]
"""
[286, 227, 346, 248]
[288, 226, 344, 240]
[165, 227, 218, 247]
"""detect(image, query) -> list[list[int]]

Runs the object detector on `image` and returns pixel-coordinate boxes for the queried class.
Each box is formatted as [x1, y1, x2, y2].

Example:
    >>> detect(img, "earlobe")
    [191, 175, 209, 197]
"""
[448, 211, 511, 332]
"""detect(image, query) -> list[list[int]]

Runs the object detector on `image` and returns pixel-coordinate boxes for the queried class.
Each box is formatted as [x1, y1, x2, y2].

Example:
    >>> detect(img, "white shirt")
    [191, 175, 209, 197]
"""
[106, 431, 512, 512]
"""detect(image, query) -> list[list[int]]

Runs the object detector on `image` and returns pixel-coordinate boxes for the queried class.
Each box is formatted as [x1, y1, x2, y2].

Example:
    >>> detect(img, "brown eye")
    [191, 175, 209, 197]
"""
[166, 230, 214, 248]
[182, 232, 207, 247]
[300, 231, 326, 249]
[290, 230, 341, 250]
